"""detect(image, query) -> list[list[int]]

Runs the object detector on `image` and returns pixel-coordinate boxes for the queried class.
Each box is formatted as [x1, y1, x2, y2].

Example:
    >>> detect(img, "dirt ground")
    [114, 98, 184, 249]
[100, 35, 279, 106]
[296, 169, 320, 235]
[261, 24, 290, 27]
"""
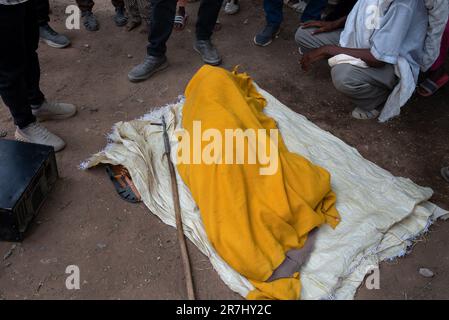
[1, 0, 448, 300]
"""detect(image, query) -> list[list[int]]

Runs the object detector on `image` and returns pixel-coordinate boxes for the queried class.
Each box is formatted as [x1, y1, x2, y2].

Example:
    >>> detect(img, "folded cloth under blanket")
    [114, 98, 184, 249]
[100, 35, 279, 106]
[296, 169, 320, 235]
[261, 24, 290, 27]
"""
[83, 66, 448, 300]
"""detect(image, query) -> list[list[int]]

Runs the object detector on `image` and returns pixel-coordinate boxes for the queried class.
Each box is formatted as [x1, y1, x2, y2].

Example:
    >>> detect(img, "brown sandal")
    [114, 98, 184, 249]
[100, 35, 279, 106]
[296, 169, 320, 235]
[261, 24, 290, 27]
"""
[106, 164, 142, 203]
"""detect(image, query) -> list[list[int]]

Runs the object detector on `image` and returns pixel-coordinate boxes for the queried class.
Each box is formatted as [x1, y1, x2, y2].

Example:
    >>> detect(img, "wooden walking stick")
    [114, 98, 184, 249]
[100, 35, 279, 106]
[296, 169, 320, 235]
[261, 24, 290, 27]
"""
[161, 116, 196, 300]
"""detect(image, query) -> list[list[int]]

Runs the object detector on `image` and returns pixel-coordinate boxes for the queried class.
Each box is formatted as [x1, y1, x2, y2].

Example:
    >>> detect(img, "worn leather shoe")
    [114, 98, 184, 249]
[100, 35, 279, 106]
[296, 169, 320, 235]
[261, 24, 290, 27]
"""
[194, 40, 222, 66]
[128, 55, 169, 82]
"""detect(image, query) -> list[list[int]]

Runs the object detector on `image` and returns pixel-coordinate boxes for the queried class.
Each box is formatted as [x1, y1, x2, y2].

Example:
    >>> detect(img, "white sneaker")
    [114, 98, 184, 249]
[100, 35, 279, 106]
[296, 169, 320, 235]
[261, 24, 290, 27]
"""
[32, 100, 77, 121]
[224, 0, 239, 15]
[15, 122, 66, 152]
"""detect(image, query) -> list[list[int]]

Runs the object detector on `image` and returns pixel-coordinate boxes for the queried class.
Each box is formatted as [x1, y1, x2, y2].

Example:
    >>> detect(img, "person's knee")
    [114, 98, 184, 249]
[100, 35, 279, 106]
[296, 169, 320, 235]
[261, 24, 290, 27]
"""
[331, 64, 361, 95]
[295, 27, 314, 52]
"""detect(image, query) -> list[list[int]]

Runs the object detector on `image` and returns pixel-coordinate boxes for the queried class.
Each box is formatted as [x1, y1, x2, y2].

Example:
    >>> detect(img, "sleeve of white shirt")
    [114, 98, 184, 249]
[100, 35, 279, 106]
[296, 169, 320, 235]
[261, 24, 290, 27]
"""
[369, 2, 415, 65]
[421, 0, 449, 72]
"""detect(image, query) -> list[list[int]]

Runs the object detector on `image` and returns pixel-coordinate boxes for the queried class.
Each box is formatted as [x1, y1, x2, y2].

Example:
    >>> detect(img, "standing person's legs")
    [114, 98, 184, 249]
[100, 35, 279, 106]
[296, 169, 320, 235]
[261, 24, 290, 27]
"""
[111, 0, 128, 27]
[147, 0, 177, 57]
[125, 0, 142, 30]
[300, 0, 328, 23]
[264, 0, 283, 27]
[136, 0, 152, 27]
[25, 1, 46, 108]
[196, 0, 223, 41]
[0, 3, 36, 129]
[77, 0, 100, 31]
[26, 0, 76, 126]
[76, 0, 95, 12]
[36, 0, 50, 26]
[37, 0, 71, 48]
[111, 0, 125, 8]
[331, 63, 398, 119]
[254, 0, 283, 46]
[128, 0, 176, 82]
[193, 0, 223, 65]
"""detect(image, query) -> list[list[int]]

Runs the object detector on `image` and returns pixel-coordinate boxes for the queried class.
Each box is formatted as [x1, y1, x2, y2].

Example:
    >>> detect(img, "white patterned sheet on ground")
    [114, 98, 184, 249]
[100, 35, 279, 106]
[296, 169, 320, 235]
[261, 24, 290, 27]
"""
[83, 86, 448, 300]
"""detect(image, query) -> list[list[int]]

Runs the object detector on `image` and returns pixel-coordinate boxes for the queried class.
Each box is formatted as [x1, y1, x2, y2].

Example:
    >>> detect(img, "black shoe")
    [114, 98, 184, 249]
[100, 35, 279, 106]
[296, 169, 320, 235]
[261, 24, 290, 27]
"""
[254, 24, 280, 46]
[114, 7, 128, 27]
[194, 39, 222, 66]
[82, 11, 99, 31]
[39, 24, 71, 48]
[128, 55, 169, 82]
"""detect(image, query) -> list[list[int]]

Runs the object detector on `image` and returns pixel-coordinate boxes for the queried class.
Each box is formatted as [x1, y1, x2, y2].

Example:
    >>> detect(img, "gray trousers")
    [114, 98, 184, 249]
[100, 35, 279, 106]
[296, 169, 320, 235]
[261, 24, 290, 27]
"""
[295, 27, 398, 111]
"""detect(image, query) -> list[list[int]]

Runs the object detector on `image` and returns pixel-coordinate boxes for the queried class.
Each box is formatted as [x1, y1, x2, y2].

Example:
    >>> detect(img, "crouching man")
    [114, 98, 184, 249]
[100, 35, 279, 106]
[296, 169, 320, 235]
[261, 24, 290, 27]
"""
[0, 0, 76, 152]
[295, 0, 429, 121]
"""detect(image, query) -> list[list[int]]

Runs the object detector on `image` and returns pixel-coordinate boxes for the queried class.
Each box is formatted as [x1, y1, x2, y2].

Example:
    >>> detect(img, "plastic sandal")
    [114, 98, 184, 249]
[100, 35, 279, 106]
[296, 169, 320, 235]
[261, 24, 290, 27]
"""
[106, 164, 142, 203]
[417, 73, 449, 97]
[174, 14, 188, 30]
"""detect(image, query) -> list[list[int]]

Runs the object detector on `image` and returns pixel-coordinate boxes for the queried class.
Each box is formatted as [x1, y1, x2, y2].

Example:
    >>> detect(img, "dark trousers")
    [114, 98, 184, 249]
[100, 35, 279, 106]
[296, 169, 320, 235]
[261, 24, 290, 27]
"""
[36, 0, 50, 26]
[76, 0, 125, 12]
[0, 0, 45, 129]
[301, 0, 328, 22]
[147, 0, 223, 57]
[264, 0, 283, 27]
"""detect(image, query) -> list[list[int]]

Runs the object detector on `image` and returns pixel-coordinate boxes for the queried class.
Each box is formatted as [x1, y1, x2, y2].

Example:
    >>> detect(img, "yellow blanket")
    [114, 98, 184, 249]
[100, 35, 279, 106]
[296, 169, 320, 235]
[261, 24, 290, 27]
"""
[177, 66, 340, 300]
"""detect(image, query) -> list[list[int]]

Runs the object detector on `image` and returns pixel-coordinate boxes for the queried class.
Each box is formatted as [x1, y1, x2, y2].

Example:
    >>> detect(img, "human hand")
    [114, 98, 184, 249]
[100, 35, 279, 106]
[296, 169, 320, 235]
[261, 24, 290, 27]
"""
[300, 20, 338, 35]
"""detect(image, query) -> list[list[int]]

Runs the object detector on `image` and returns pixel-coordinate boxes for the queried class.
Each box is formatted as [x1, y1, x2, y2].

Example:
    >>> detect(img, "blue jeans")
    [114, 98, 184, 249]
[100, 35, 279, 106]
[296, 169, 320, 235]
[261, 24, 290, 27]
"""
[264, 0, 283, 27]
[301, 0, 328, 22]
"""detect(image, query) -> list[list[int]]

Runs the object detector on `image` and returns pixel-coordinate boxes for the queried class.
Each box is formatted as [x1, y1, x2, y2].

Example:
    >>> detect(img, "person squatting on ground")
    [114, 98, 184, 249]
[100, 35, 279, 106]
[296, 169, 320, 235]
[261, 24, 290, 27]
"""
[0, 0, 77, 152]
[124, 0, 152, 32]
[37, 0, 71, 48]
[77, 0, 127, 31]
[128, 0, 224, 82]
[295, 0, 448, 121]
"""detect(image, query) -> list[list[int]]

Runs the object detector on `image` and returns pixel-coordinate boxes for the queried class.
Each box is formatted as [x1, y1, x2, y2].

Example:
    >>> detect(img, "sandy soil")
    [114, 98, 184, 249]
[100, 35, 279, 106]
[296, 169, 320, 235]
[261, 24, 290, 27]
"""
[1, 0, 448, 300]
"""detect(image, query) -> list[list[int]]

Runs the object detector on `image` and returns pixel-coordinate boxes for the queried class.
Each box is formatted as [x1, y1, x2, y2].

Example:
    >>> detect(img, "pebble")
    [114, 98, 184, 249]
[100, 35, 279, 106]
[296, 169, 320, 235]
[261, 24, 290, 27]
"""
[419, 268, 434, 278]
[97, 243, 107, 249]
[127, 54, 133, 58]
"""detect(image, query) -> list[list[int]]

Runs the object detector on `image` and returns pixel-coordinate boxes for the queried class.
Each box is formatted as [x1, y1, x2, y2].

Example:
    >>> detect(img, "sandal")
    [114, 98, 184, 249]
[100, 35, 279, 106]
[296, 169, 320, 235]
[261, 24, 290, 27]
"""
[351, 107, 380, 120]
[106, 164, 142, 203]
[417, 73, 449, 97]
[174, 13, 188, 31]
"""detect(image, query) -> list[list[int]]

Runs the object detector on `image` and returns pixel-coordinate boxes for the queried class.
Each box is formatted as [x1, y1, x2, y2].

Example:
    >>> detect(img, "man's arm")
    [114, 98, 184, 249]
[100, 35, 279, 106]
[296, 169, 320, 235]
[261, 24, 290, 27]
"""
[300, 45, 386, 72]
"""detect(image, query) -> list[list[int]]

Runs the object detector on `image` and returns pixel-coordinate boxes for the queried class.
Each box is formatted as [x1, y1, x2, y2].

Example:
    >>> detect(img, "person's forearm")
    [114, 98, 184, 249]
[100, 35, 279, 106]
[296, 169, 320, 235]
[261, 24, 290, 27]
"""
[333, 16, 348, 29]
[322, 46, 386, 68]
